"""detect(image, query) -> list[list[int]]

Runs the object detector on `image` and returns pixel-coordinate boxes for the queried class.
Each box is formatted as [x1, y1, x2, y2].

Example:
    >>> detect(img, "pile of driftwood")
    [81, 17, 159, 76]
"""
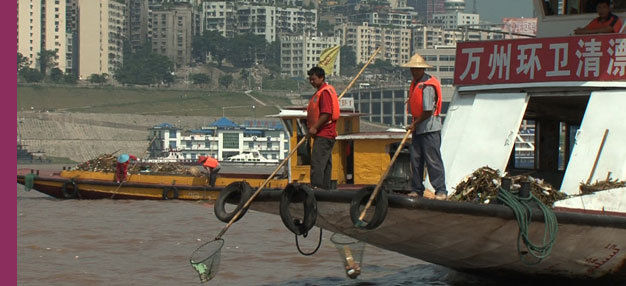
[73, 154, 203, 176]
[450, 166, 567, 206]
[580, 178, 626, 195]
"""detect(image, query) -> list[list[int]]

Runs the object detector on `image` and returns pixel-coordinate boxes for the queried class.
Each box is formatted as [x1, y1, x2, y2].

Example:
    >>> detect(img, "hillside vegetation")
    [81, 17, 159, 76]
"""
[17, 85, 292, 117]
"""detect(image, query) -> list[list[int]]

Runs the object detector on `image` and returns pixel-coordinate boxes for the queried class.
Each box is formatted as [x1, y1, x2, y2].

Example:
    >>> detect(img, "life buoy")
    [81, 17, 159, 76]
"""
[350, 186, 388, 230]
[162, 186, 179, 200]
[280, 184, 317, 235]
[214, 181, 253, 223]
[62, 180, 79, 199]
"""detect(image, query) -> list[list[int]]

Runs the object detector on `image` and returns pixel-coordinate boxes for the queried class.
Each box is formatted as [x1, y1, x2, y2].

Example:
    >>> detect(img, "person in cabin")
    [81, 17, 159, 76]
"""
[574, 0, 623, 34]
[197, 155, 221, 187]
[115, 154, 138, 183]
[402, 54, 448, 200]
[306, 66, 340, 189]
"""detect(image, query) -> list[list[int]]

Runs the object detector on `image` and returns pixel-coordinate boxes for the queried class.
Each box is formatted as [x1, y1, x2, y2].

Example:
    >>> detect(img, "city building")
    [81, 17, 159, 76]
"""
[148, 118, 288, 161]
[200, 1, 236, 38]
[348, 9, 416, 30]
[78, 0, 126, 79]
[17, 0, 69, 72]
[344, 84, 454, 127]
[334, 22, 411, 66]
[430, 11, 479, 30]
[280, 35, 341, 77]
[412, 25, 504, 50]
[151, 4, 193, 67]
[126, 0, 152, 52]
[237, 4, 316, 43]
[408, 0, 446, 21]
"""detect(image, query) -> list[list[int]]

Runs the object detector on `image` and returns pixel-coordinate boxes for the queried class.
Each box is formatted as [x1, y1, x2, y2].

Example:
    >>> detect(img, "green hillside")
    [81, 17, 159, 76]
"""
[17, 85, 291, 117]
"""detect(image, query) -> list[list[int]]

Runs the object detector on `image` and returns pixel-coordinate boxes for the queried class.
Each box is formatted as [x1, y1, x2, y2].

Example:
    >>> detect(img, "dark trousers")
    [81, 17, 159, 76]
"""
[410, 130, 447, 195]
[208, 165, 221, 187]
[310, 136, 335, 189]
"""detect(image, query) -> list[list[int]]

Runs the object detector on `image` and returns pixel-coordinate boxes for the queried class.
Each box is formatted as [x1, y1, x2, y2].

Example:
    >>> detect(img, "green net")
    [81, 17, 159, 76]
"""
[24, 174, 37, 192]
[330, 233, 365, 279]
[190, 239, 224, 283]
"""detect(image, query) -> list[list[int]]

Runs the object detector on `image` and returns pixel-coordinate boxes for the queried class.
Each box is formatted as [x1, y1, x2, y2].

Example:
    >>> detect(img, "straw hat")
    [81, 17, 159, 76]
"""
[401, 54, 433, 68]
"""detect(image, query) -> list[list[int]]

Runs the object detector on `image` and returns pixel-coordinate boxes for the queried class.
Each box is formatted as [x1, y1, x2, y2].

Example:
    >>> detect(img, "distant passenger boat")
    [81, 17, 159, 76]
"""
[224, 150, 279, 164]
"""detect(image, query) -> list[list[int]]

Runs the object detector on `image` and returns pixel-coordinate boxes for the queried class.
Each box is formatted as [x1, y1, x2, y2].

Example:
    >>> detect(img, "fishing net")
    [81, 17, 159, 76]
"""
[24, 173, 37, 191]
[330, 233, 365, 279]
[190, 239, 224, 283]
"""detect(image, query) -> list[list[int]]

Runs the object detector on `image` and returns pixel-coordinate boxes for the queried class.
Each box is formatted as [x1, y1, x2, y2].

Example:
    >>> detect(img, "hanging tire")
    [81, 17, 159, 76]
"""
[62, 180, 79, 199]
[350, 186, 388, 230]
[280, 184, 317, 236]
[214, 181, 253, 223]
[162, 186, 179, 200]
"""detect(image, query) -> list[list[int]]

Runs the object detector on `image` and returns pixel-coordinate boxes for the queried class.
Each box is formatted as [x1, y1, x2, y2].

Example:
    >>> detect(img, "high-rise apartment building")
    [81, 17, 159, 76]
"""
[430, 11, 478, 29]
[200, 1, 236, 38]
[408, 0, 446, 21]
[78, 0, 126, 79]
[237, 4, 316, 43]
[280, 35, 340, 77]
[349, 10, 416, 30]
[126, 0, 151, 52]
[17, 0, 69, 72]
[335, 22, 411, 66]
[151, 4, 193, 67]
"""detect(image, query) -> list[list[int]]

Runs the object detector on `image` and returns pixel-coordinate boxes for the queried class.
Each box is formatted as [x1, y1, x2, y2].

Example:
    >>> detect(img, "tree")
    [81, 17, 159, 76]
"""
[192, 30, 227, 66]
[17, 52, 30, 72]
[340, 46, 357, 76]
[50, 68, 64, 83]
[64, 72, 78, 84]
[88, 73, 108, 84]
[191, 73, 210, 85]
[264, 39, 281, 73]
[37, 50, 59, 74]
[219, 74, 233, 88]
[19, 68, 44, 83]
[114, 47, 174, 85]
[318, 20, 333, 36]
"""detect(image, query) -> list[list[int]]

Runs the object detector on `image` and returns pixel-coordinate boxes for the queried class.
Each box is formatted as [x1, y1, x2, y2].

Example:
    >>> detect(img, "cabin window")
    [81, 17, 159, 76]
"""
[249, 142, 254, 149]
[296, 119, 311, 165]
[169, 130, 177, 138]
[169, 141, 176, 149]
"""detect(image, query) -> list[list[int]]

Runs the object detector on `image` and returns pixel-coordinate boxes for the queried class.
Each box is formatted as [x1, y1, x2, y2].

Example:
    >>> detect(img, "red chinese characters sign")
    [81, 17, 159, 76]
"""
[454, 34, 626, 85]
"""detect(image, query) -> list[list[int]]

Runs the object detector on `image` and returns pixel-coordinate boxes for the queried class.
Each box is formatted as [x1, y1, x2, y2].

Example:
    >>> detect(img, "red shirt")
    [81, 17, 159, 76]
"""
[316, 86, 337, 139]
[585, 13, 623, 33]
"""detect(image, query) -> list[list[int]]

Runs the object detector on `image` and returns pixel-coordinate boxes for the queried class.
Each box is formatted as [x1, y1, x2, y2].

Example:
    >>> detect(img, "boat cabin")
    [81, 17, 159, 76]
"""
[442, 2, 626, 202]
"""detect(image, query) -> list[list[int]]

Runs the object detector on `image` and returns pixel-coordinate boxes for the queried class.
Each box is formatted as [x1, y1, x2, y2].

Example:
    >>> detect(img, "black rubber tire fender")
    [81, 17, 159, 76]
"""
[162, 186, 179, 200]
[62, 180, 79, 199]
[350, 186, 389, 230]
[279, 184, 317, 235]
[214, 181, 253, 223]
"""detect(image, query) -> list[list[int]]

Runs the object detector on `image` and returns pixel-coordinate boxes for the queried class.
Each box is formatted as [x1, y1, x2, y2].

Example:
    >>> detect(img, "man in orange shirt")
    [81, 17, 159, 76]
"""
[306, 66, 340, 189]
[197, 155, 221, 187]
[574, 0, 623, 35]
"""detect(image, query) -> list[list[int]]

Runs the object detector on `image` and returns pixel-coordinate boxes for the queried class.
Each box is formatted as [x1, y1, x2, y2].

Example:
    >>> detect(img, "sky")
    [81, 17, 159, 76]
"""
[465, 0, 536, 23]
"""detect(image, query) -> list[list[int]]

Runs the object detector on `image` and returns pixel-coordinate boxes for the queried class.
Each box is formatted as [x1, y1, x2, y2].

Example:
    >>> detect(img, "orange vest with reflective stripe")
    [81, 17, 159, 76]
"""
[203, 157, 219, 168]
[408, 76, 442, 118]
[307, 84, 340, 128]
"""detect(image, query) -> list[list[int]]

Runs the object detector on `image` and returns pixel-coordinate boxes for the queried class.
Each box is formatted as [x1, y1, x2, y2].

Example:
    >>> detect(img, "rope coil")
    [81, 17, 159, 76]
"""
[497, 187, 558, 265]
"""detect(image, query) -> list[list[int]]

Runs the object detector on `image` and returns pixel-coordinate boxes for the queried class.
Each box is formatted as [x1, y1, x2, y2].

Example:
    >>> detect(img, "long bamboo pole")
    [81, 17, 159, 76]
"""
[214, 46, 384, 240]
[356, 119, 417, 226]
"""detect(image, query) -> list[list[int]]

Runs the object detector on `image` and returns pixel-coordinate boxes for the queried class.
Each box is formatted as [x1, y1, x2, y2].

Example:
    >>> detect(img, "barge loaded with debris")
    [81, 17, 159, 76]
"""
[209, 8, 626, 281]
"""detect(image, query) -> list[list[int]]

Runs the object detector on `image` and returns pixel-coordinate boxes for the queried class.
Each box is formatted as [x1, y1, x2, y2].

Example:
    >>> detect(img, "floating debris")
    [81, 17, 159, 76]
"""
[579, 179, 626, 195]
[450, 166, 567, 206]
[73, 154, 203, 176]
